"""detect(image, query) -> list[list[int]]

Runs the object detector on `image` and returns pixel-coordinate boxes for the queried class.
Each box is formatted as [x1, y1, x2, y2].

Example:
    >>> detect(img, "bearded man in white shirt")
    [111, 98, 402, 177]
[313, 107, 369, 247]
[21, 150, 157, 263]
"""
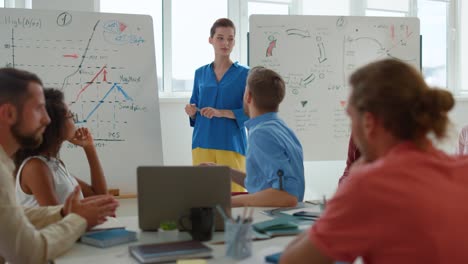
[0, 67, 119, 264]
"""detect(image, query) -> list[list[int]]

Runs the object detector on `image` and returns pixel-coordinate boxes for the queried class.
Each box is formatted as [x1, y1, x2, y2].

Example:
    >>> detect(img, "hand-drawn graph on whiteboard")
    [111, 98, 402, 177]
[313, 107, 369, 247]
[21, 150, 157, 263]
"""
[250, 15, 420, 160]
[0, 9, 163, 193]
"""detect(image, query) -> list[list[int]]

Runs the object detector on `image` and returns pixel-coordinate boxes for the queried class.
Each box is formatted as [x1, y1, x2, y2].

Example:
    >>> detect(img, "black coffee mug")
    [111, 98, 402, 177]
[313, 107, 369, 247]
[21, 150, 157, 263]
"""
[179, 207, 215, 241]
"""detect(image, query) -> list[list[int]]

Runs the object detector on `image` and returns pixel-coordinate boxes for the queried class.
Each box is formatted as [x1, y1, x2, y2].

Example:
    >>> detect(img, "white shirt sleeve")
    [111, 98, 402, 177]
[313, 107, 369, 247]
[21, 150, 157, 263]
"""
[0, 162, 87, 264]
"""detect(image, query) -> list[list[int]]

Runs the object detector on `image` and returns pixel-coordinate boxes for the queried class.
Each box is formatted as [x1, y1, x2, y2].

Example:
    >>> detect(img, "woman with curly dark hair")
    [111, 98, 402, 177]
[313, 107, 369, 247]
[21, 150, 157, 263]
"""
[14, 88, 108, 206]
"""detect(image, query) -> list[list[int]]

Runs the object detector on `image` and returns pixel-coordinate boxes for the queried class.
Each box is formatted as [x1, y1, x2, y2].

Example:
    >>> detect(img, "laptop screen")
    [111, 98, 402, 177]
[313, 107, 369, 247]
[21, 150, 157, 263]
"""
[137, 166, 231, 231]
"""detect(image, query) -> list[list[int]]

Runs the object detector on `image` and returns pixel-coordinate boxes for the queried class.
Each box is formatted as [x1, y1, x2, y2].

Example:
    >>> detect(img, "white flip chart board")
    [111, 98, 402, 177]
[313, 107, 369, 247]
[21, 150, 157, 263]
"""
[0, 8, 163, 193]
[249, 15, 420, 160]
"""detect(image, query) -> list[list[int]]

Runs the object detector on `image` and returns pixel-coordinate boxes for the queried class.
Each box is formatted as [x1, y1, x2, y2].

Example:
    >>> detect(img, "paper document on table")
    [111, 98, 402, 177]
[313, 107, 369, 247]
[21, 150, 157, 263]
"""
[260, 205, 305, 216]
[281, 207, 321, 216]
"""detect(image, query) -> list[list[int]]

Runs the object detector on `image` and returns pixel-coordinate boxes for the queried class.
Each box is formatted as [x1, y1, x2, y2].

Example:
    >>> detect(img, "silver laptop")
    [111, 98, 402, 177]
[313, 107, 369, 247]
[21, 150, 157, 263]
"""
[137, 166, 232, 231]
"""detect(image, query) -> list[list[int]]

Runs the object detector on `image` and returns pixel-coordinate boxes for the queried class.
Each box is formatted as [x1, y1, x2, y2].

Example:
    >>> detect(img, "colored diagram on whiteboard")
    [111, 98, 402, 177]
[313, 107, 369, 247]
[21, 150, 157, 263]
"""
[250, 15, 420, 160]
[0, 13, 153, 144]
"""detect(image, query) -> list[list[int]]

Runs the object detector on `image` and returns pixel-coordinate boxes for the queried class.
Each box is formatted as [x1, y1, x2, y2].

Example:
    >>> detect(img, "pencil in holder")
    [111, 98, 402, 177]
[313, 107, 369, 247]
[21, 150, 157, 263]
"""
[319, 195, 327, 212]
[224, 220, 252, 260]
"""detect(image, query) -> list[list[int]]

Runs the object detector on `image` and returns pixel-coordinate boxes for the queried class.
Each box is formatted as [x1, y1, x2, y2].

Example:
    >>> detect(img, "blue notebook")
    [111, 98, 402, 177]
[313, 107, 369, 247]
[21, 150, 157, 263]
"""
[81, 229, 137, 248]
[265, 252, 282, 263]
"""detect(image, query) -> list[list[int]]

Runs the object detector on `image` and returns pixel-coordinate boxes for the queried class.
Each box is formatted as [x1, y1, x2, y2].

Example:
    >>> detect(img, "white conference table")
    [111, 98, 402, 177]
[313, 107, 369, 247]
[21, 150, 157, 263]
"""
[55, 206, 313, 264]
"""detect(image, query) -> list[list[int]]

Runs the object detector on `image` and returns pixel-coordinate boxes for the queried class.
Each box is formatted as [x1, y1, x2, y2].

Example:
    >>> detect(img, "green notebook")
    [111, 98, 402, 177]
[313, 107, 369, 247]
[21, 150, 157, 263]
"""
[252, 217, 298, 233]
[264, 228, 302, 237]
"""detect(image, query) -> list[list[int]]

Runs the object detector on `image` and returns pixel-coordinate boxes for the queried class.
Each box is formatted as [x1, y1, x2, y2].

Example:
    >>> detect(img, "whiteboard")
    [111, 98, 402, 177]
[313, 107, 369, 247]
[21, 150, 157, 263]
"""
[0, 8, 163, 193]
[249, 15, 420, 160]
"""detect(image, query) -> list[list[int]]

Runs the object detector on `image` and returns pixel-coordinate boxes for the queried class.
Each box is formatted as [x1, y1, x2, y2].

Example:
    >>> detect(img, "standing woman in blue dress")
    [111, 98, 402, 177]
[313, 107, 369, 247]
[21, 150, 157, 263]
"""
[185, 18, 249, 192]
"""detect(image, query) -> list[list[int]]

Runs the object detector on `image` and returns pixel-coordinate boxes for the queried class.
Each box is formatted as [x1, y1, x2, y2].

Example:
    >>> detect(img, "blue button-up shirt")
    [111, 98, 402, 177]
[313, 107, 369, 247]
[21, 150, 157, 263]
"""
[244, 112, 305, 201]
[189, 62, 249, 155]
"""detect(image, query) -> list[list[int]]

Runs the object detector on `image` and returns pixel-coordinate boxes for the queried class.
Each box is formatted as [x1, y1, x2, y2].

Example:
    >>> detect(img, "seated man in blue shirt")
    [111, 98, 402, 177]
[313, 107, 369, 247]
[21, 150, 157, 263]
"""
[229, 66, 305, 207]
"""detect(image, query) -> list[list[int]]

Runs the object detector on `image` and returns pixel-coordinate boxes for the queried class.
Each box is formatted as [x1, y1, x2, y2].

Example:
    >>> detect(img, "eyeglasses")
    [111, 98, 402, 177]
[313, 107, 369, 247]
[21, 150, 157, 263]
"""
[66, 110, 79, 123]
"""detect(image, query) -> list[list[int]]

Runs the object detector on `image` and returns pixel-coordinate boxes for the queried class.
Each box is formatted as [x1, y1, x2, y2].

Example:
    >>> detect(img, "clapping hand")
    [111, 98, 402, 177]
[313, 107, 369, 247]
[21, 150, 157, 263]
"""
[63, 186, 119, 229]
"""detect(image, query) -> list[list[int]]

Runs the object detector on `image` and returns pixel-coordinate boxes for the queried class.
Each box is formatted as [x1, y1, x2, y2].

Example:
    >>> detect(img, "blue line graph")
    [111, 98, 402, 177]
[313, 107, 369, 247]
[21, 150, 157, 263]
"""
[77, 82, 133, 124]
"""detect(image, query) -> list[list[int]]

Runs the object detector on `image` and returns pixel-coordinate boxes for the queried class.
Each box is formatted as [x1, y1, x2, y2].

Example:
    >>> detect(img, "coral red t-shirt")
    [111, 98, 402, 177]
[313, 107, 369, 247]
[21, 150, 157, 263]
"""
[310, 142, 468, 264]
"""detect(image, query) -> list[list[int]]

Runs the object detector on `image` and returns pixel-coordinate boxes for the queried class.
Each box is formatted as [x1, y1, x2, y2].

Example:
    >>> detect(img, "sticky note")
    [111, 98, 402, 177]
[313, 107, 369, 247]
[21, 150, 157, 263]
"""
[176, 260, 207, 264]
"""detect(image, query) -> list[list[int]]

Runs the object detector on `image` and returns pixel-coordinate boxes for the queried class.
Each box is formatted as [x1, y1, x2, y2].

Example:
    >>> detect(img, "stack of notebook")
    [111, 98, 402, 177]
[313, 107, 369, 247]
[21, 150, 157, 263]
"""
[80, 217, 138, 248]
[129, 240, 212, 263]
[81, 228, 137, 248]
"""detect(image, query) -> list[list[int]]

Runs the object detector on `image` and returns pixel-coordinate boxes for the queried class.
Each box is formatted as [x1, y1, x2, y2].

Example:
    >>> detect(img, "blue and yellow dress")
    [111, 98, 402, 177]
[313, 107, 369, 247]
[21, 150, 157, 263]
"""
[189, 61, 249, 192]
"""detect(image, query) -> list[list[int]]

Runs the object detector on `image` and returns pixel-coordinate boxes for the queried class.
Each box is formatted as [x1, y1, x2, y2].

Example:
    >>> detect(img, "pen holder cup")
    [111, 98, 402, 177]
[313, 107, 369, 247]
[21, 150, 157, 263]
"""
[225, 221, 253, 260]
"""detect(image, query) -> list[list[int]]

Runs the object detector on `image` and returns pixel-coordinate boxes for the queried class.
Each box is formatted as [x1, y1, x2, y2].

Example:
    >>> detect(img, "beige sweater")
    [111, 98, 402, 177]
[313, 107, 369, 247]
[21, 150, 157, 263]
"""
[0, 146, 87, 264]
